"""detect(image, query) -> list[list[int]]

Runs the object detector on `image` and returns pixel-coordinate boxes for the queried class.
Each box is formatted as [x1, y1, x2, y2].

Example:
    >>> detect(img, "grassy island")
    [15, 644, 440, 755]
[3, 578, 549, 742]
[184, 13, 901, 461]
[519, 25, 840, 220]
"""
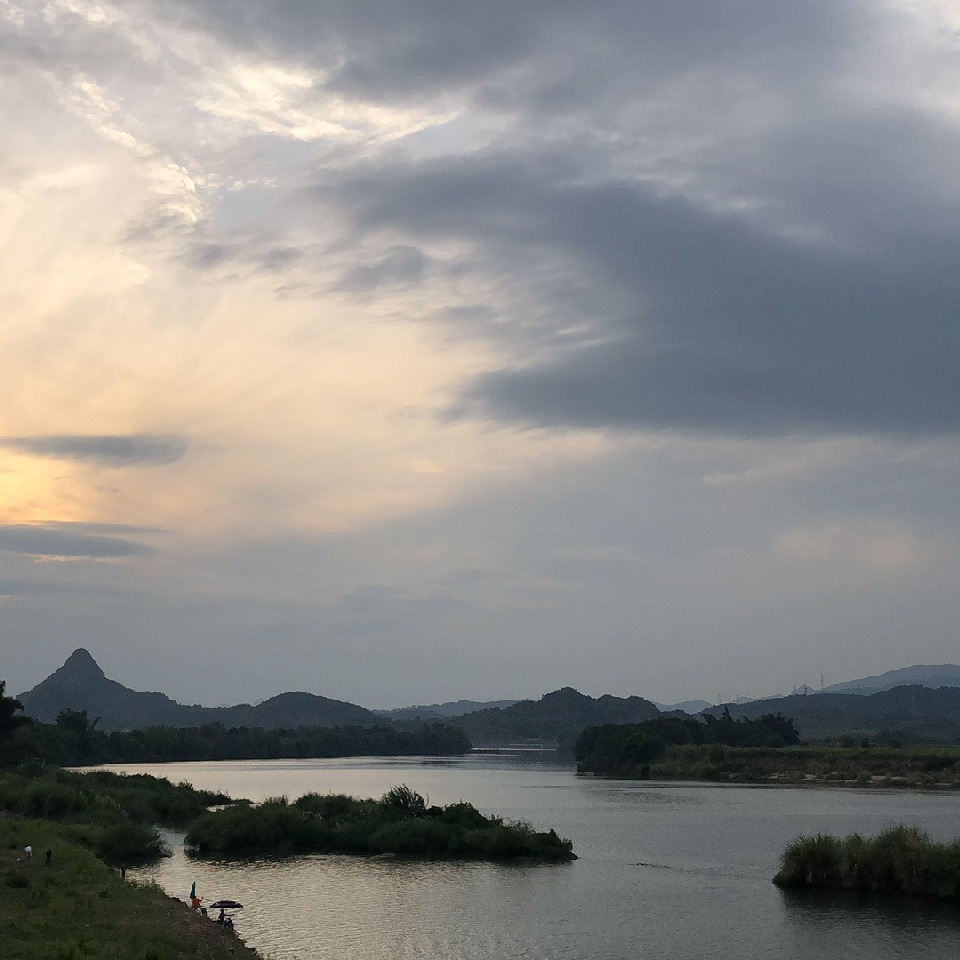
[186, 784, 576, 862]
[773, 826, 960, 899]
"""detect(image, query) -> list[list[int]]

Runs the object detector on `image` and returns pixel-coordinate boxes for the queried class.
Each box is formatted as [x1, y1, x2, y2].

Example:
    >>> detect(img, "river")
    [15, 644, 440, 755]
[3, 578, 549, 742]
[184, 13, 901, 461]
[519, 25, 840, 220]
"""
[103, 752, 960, 960]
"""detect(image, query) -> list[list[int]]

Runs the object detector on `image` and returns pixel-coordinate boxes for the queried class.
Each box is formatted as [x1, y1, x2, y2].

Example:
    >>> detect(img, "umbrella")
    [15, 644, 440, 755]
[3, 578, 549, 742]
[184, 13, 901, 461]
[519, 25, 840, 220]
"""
[190, 882, 196, 900]
[208, 900, 244, 910]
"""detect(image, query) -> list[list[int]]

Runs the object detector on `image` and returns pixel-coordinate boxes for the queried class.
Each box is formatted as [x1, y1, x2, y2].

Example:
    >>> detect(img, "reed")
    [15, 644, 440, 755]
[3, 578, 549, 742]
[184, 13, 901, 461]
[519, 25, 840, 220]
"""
[773, 825, 960, 899]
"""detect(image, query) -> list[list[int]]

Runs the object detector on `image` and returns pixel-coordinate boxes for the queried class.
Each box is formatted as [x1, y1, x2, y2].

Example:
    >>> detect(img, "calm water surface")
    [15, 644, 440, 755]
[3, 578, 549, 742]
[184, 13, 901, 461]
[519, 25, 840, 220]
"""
[103, 754, 960, 960]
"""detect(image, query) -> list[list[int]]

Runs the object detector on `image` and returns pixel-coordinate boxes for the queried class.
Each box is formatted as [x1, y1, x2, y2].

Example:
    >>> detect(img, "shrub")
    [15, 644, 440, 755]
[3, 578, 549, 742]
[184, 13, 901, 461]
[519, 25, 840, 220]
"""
[434, 801, 488, 829]
[20, 781, 90, 820]
[774, 834, 843, 888]
[775, 825, 960, 899]
[380, 784, 427, 817]
[370, 819, 453, 856]
[187, 784, 575, 862]
[96, 822, 166, 868]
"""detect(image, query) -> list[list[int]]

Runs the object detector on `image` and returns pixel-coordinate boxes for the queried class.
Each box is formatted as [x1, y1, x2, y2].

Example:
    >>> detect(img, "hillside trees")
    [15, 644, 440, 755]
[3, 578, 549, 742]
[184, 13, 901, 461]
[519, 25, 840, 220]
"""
[575, 712, 800, 776]
[0, 680, 27, 744]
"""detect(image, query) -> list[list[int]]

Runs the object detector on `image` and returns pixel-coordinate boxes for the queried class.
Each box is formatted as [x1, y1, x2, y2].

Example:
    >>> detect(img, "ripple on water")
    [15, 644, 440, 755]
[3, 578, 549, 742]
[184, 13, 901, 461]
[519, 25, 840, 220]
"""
[124, 759, 960, 960]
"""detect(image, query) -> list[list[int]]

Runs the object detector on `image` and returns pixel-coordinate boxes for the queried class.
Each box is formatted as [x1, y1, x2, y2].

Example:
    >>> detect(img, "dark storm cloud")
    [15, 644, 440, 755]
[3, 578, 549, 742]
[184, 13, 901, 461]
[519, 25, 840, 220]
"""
[0, 435, 188, 466]
[0, 525, 156, 558]
[315, 115, 960, 436]
[149, 0, 853, 103]
[148, 0, 960, 436]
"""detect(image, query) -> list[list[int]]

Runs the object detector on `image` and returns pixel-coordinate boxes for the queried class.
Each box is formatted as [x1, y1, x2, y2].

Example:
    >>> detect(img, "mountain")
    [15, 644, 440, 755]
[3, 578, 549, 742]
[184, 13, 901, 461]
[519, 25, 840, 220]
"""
[821, 664, 960, 695]
[216, 692, 374, 729]
[376, 699, 519, 722]
[17, 649, 379, 732]
[656, 699, 713, 714]
[17, 649, 197, 729]
[459, 686, 660, 746]
[710, 684, 960, 741]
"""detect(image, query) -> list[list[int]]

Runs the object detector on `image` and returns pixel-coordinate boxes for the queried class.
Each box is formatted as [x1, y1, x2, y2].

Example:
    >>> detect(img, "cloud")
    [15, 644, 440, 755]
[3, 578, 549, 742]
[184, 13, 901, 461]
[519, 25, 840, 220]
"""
[775, 521, 926, 571]
[3, 0, 960, 708]
[0, 435, 188, 467]
[0, 523, 156, 559]
[333, 245, 429, 292]
[145, 0, 855, 105]
[317, 124, 960, 436]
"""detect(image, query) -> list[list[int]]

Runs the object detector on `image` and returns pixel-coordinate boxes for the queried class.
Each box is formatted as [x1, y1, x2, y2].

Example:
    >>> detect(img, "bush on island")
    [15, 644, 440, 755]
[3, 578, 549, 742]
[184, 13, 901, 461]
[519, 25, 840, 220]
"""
[186, 785, 575, 862]
[774, 825, 960, 899]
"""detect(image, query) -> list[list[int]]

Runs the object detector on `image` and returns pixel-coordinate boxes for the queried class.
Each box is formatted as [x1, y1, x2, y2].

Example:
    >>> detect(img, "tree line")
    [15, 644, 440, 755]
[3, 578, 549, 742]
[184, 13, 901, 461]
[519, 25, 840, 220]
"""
[575, 709, 800, 777]
[0, 683, 471, 765]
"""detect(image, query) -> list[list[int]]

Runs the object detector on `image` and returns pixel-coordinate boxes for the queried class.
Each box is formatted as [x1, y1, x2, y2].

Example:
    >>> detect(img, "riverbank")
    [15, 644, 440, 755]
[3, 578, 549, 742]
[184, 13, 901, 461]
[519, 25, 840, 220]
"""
[656, 744, 960, 787]
[0, 816, 261, 960]
[578, 743, 960, 787]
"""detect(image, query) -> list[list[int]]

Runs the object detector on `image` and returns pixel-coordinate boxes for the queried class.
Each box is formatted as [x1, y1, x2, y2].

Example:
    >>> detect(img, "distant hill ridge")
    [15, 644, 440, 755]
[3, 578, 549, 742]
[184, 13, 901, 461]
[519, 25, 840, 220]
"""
[821, 664, 960, 695]
[713, 684, 960, 741]
[376, 699, 520, 721]
[458, 686, 661, 745]
[19, 650, 960, 742]
[17, 648, 379, 732]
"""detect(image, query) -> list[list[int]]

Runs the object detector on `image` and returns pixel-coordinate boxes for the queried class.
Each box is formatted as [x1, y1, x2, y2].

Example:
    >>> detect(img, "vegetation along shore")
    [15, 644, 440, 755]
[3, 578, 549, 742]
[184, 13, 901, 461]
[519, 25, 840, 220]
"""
[774, 826, 960, 900]
[0, 811, 259, 960]
[574, 713, 960, 787]
[0, 824, 259, 960]
[0, 767, 573, 959]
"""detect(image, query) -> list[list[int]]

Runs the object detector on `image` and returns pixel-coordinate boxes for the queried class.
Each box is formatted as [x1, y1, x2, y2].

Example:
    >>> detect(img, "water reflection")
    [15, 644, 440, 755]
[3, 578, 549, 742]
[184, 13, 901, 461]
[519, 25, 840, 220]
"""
[778, 889, 960, 960]
[117, 757, 960, 960]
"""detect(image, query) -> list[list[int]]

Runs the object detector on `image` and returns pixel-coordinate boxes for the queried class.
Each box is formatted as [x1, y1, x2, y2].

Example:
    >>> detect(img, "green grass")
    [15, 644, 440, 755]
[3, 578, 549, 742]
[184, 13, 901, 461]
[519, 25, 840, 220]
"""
[773, 825, 960, 899]
[0, 818, 260, 960]
[0, 767, 237, 869]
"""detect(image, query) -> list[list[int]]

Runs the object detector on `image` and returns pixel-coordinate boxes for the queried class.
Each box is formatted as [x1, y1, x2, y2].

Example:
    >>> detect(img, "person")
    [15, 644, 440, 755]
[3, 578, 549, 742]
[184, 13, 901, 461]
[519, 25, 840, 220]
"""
[191, 895, 203, 911]
[224, 916, 234, 931]
[217, 909, 226, 924]
[24, 845, 32, 859]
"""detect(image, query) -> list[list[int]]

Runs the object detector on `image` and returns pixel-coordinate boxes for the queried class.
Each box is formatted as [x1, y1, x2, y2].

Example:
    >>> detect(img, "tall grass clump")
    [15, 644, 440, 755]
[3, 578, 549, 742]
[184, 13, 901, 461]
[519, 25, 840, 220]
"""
[774, 825, 960, 899]
[186, 785, 575, 862]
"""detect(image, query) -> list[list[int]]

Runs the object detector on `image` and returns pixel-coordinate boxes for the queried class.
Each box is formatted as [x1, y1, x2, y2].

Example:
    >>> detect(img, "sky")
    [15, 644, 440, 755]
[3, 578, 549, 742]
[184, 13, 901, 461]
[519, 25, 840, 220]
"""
[2, 0, 960, 710]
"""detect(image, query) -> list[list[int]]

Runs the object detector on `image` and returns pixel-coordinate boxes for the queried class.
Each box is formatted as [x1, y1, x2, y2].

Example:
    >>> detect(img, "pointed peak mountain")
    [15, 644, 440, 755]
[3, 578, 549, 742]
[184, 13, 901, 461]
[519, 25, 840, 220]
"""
[18, 649, 379, 731]
[53, 648, 106, 684]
